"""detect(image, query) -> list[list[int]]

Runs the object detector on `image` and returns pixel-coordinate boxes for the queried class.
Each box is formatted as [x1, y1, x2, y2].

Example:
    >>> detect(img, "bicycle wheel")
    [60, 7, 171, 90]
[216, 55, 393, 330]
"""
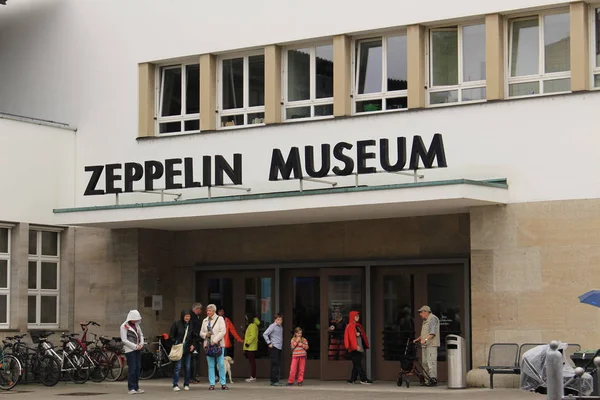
[89, 351, 109, 383]
[139, 351, 157, 380]
[0, 355, 21, 390]
[35, 355, 61, 387]
[105, 353, 124, 382]
[69, 354, 90, 384]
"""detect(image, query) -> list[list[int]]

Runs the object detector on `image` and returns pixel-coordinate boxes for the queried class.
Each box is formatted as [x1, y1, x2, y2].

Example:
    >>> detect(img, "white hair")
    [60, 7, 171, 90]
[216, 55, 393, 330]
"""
[206, 304, 217, 312]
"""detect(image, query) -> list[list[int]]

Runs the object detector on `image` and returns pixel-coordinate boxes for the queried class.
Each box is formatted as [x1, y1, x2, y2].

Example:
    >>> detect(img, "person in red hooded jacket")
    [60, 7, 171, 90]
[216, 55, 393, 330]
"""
[344, 311, 373, 384]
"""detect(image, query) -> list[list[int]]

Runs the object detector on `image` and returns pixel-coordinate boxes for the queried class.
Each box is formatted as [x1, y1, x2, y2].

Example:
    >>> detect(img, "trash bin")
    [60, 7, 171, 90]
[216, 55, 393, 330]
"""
[446, 335, 467, 389]
[570, 350, 600, 396]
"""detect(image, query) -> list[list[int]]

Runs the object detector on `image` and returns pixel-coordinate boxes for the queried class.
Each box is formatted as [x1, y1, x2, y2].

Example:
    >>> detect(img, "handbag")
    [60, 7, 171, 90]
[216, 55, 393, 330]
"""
[168, 324, 188, 362]
[204, 317, 223, 358]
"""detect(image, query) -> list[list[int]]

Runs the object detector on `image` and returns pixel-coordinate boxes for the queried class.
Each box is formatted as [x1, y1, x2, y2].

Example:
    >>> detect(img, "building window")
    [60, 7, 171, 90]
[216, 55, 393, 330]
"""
[593, 8, 600, 88]
[0, 227, 10, 327]
[218, 52, 265, 128]
[508, 11, 570, 98]
[157, 63, 200, 134]
[283, 44, 334, 121]
[354, 34, 408, 113]
[428, 23, 486, 105]
[28, 229, 60, 327]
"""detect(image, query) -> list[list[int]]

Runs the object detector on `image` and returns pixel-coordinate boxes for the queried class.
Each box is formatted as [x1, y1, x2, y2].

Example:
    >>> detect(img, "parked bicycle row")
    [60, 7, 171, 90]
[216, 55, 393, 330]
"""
[0, 320, 128, 390]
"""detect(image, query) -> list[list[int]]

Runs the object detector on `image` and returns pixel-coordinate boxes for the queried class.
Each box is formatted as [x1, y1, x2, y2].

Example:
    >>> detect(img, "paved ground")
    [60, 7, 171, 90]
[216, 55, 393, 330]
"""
[2, 378, 542, 400]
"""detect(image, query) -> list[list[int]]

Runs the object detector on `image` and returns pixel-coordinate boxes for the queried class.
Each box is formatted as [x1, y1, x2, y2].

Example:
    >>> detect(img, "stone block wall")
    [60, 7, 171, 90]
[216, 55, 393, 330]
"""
[470, 200, 600, 373]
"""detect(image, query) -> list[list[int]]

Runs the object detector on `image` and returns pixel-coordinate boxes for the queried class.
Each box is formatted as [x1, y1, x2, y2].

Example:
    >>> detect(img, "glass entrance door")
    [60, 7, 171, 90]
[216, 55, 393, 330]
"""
[321, 268, 364, 380]
[195, 270, 274, 379]
[373, 265, 465, 382]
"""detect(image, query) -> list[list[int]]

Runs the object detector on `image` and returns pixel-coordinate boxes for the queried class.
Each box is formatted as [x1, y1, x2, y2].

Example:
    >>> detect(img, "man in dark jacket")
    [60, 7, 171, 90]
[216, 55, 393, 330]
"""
[170, 309, 195, 391]
[190, 303, 203, 383]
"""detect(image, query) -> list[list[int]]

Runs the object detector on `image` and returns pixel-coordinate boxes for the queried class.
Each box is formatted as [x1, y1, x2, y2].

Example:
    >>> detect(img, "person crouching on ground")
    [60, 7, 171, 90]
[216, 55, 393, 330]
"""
[200, 304, 228, 390]
[344, 310, 373, 384]
[287, 327, 308, 386]
[170, 309, 195, 392]
[120, 309, 145, 395]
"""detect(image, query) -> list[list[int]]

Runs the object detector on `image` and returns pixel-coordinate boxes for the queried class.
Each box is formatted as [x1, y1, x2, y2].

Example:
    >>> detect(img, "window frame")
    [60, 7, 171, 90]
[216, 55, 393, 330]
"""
[426, 21, 487, 107]
[0, 224, 12, 328]
[506, 9, 571, 99]
[27, 229, 60, 329]
[282, 41, 334, 122]
[155, 61, 200, 136]
[351, 31, 409, 115]
[217, 49, 266, 130]
[589, 5, 600, 89]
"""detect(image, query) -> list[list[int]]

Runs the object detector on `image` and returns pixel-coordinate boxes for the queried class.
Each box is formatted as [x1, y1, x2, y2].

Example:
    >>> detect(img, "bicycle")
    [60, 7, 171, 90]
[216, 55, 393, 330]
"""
[0, 339, 22, 390]
[139, 336, 172, 380]
[26, 331, 62, 386]
[77, 321, 109, 382]
[41, 332, 90, 384]
[96, 335, 125, 382]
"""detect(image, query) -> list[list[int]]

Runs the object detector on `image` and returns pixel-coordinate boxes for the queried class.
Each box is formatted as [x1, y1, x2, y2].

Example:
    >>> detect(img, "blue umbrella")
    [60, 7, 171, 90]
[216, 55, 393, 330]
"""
[578, 290, 600, 308]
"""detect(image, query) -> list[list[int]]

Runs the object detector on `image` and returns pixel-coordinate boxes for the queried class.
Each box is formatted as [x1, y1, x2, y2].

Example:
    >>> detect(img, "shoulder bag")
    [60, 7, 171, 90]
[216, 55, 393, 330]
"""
[168, 324, 188, 362]
[204, 317, 223, 358]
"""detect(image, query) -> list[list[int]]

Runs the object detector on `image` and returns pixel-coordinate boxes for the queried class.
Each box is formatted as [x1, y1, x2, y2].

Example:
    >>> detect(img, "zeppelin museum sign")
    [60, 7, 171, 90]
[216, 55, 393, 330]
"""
[83, 134, 447, 196]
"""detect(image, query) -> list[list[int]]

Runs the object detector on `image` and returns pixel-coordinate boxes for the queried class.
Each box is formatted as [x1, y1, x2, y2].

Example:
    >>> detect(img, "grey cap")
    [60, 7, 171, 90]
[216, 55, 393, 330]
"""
[418, 305, 431, 313]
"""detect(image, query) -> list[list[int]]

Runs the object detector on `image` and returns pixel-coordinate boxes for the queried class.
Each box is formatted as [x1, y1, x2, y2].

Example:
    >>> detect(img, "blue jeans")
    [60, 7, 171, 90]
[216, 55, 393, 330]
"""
[206, 352, 226, 386]
[125, 350, 141, 391]
[172, 353, 191, 387]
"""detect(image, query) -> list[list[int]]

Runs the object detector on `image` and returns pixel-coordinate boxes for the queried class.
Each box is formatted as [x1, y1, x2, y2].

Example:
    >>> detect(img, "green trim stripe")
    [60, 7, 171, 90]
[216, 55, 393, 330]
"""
[53, 178, 508, 214]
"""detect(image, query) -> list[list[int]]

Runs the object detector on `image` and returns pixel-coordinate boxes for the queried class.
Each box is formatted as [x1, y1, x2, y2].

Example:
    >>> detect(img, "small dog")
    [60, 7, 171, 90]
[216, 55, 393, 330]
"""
[224, 356, 234, 383]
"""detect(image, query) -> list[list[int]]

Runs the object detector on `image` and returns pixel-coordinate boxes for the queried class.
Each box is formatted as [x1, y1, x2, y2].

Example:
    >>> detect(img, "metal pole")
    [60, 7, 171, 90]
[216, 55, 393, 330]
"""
[546, 341, 564, 400]
[115, 193, 119, 205]
[355, 173, 359, 187]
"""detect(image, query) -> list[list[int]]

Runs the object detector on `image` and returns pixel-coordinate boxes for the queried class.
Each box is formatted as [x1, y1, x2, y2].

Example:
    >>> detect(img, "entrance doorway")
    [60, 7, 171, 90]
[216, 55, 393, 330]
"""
[373, 264, 466, 382]
[195, 270, 275, 379]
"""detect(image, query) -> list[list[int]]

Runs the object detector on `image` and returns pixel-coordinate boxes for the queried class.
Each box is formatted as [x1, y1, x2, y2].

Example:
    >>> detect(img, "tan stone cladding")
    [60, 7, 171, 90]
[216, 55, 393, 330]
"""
[470, 200, 600, 369]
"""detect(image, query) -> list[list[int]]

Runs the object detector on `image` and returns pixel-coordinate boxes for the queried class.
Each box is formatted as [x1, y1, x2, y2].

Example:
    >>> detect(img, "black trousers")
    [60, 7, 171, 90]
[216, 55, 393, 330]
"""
[269, 347, 282, 383]
[349, 350, 367, 382]
[191, 352, 200, 379]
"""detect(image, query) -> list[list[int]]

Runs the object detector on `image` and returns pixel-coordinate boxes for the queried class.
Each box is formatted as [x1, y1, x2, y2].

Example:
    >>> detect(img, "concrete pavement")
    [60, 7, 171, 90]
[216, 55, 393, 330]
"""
[3, 379, 542, 399]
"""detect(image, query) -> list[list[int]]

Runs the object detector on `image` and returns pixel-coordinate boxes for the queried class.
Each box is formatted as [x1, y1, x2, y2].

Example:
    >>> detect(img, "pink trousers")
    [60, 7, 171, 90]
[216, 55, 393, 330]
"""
[288, 356, 306, 383]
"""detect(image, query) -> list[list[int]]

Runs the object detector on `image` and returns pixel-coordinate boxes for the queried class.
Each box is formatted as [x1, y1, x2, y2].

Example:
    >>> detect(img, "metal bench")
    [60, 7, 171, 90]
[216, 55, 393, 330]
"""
[478, 343, 520, 389]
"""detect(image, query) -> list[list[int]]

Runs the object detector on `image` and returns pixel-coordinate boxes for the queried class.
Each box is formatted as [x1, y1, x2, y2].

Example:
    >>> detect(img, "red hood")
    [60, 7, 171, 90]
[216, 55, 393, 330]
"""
[348, 311, 360, 322]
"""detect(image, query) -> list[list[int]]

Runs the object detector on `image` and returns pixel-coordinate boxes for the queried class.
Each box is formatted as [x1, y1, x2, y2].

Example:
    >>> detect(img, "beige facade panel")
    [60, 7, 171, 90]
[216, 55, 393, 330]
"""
[138, 63, 155, 137]
[407, 25, 426, 109]
[485, 14, 504, 101]
[265, 45, 282, 124]
[570, 2, 589, 92]
[333, 35, 352, 117]
[199, 54, 217, 131]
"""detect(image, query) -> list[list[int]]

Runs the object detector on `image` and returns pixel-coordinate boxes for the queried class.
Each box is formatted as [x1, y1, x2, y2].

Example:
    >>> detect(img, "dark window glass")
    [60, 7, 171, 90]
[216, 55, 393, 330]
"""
[357, 39, 382, 94]
[186, 64, 200, 114]
[382, 274, 414, 361]
[28, 261, 37, 289]
[327, 275, 361, 361]
[427, 273, 462, 362]
[315, 45, 334, 98]
[0, 228, 8, 253]
[161, 67, 182, 116]
[41, 231, 58, 256]
[222, 58, 244, 110]
[40, 296, 58, 324]
[288, 48, 311, 102]
[248, 55, 265, 107]
[386, 35, 408, 91]
[159, 122, 181, 134]
[28, 230, 37, 255]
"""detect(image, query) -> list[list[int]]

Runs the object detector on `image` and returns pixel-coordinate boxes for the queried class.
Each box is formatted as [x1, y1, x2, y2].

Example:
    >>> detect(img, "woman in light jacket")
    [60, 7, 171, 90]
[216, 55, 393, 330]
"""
[200, 304, 228, 390]
[120, 310, 145, 395]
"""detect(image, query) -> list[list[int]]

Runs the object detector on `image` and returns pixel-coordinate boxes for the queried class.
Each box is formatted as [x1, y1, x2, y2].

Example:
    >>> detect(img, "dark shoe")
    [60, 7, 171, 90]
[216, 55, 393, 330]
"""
[221, 385, 229, 390]
[426, 378, 437, 387]
[347, 380, 355, 385]
[286, 383, 294, 386]
[191, 379, 200, 384]
[208, 385, 215, 391]
[297, 382, 303, 386]
[270, 382, 284, 387]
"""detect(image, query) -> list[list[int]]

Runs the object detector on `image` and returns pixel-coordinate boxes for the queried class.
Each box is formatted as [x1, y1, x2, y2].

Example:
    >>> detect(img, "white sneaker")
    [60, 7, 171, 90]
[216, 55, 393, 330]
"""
[184, 386, 190, 391]
[173, 386, 180, 392]
[245, 377, 256, 383]
[128, 390, 137, 395]
[136, 390, 145, 394]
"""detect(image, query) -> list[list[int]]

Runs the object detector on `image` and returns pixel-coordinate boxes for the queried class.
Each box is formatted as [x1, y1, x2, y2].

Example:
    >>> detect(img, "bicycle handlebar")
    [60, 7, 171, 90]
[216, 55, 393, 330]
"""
[79, 321, 100, 329]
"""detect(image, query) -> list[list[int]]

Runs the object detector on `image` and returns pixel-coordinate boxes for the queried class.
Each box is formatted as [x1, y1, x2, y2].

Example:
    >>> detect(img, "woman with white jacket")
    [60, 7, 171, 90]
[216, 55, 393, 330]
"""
[200, 304, 228, 390]
[120, 310, 145, 395]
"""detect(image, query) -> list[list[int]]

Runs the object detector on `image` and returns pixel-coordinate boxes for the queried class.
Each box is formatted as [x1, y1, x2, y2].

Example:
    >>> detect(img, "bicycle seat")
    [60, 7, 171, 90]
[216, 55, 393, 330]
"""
[112, 337, 122, 342]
